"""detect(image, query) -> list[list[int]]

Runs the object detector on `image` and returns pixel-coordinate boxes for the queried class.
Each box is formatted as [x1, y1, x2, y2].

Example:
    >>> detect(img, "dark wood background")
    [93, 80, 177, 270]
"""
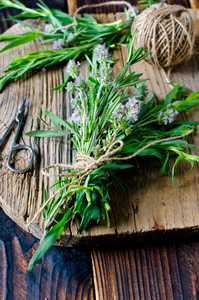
[1, 1, 199, 299]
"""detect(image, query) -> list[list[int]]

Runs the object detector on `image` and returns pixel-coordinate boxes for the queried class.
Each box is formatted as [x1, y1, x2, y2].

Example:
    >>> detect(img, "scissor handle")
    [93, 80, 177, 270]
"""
[7, 144, 34, 173]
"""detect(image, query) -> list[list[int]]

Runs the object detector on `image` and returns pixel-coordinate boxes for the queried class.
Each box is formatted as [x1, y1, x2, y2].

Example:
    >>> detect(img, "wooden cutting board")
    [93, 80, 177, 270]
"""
[0, 11, 199, 247]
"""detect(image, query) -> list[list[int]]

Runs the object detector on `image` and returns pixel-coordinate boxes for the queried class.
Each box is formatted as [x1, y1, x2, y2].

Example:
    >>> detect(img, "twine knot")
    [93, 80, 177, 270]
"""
[26, 131, 192, 228]
[41, 140, 124, 177]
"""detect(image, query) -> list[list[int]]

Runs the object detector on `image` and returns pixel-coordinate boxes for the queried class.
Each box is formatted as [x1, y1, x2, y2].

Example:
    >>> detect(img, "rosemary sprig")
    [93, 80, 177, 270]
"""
[0, 0, 134, 91]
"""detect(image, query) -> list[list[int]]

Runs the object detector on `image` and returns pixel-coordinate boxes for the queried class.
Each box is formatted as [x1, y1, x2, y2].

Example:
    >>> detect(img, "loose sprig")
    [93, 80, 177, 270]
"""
[0, 0, 136, 91]
[26, 38, 199, 271]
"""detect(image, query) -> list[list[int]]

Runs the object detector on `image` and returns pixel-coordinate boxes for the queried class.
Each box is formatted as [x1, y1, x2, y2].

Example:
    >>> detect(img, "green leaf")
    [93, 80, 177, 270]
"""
[0, 69, 19, 92]
[83, 13, 97, 23]
[41, 106, 72, 130]
[74, 190, 86, 213]
[0, 34, 21, 41]
[6, 18, 41, 30]
[15, 59, 37, 78]
[138, 96, 155, 119]
[36, 115, 57, 130]
[78, 199, 101, 233]
[162, 85, 181, 109]
[88, 76, 98, 84]
[41, 188, 48, 219]
[174, 99, 199, 111]
[161, 152, 170, 175]
[171, 153, 184, 183]
[0, 32, 40, 53]
[26, 130, 69, 137]
[174, 121, 199, 126]
[100, 163, 134, 171]
[185, 91, 199, 100]
[28, 208, 73, 271]
[121, 146, 164, 161]
[127, 31, 136, 62]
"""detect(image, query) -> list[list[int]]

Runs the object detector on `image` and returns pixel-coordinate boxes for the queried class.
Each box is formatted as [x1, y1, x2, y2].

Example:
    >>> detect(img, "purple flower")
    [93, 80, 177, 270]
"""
[93, 62, 112, 85]
[44, 24, 54, 33]
[94, 45, 110, 63]
[70, 107, 82, 124]
[66, 32, 74, 43]
[125, 97, 142, 122]
[133, 6, 140, 14]
[70, 94, 81, 108]
[110, 97, 142, 126]
[65, 81, 75, 93]
[75, 76, 88, 90]
[158, 108, 179, 125]
[66, 60, 80, 79]
[53, 39, 64, 50]
[112, 109, 123, 119]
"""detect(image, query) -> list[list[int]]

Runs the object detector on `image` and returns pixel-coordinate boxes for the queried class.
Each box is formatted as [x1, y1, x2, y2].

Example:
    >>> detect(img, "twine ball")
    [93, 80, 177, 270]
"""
[131, 3, 196, 67]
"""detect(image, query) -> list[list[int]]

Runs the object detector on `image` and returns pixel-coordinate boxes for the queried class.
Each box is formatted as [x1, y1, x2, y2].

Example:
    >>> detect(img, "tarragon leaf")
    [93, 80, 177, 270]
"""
[28, 208, 73, 271]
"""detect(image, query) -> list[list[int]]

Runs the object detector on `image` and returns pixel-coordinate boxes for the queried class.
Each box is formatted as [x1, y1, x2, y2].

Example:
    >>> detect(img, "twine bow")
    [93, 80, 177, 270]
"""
[26, 130, 192, 228]
[41, 140, 123, 177]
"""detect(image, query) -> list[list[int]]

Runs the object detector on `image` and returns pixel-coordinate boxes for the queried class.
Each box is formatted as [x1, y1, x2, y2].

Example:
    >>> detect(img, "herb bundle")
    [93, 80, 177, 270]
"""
[25, 37, 199, 271]
[0, 0, 137, 91]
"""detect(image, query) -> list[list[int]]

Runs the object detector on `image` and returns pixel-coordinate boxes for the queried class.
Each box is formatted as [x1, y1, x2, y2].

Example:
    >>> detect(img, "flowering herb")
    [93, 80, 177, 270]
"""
[157, 107, 179, 125]
[0, 0, 137, 91]
[26, 38, 199, 271]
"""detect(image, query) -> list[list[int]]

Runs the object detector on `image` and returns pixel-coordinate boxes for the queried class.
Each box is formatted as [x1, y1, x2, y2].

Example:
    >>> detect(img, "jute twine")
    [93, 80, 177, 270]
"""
[131, 3, 196, 68]
[27, 131, 192, 228]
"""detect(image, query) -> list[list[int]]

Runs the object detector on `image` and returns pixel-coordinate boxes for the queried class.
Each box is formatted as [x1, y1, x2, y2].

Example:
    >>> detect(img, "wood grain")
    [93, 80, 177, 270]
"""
[0, 11, 199, 246]
[0, 207, 94, 300]
[91, 241, 199, 300]
[67, 0, 77, 14]
[189, 0, 199, 9]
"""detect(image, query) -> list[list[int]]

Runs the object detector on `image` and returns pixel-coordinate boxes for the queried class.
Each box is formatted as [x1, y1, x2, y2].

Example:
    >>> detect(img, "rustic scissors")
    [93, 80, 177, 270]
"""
[0, 96, 34, 172]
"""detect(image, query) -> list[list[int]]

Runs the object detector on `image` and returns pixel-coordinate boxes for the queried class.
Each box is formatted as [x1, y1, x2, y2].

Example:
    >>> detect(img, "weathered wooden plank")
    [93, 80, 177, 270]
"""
[0, 11, 199, 246]
[0, 207, 94, 300]
[91, 240, 199, 300]
[67, 0, 77, 14]
[189, 0, 199, 9]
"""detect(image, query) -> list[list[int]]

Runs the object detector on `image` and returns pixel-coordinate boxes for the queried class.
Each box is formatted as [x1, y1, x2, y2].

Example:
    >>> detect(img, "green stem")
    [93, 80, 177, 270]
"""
[137, 118, 159, 128]
[0, 0, 47, 17]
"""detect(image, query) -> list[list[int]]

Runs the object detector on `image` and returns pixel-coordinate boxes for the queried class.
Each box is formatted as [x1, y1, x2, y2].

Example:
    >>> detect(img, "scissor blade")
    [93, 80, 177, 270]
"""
[24, 98, 31, 110]
[19, 96, 30, 112]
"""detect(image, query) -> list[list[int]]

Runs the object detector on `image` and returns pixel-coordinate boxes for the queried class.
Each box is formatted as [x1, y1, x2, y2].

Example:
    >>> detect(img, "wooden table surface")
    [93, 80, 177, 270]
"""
[1, 205, 199, 299]
[1, 1, 199, 299]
